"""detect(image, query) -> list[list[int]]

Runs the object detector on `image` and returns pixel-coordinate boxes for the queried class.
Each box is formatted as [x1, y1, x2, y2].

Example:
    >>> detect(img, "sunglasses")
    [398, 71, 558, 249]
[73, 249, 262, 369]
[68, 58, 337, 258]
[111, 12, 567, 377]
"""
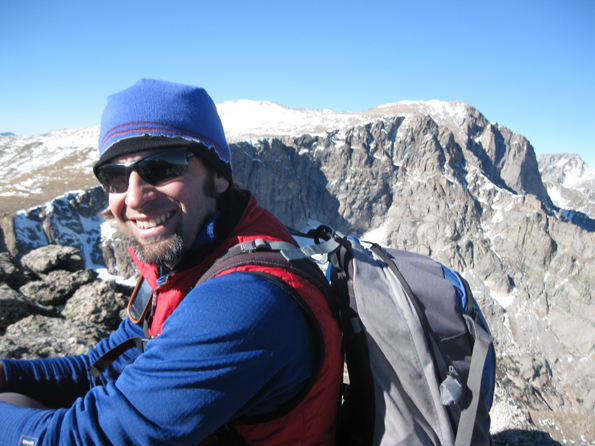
[95, 149, 196, 193]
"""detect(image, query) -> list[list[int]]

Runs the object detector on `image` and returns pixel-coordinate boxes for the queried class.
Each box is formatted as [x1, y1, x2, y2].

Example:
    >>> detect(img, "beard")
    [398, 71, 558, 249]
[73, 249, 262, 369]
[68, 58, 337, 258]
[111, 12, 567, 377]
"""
[131, 231, 186, 268]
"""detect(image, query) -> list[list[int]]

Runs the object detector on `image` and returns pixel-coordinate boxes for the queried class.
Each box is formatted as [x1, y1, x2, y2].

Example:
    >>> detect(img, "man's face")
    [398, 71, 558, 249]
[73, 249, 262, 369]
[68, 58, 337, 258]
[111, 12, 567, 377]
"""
[107, 150, 229, 268]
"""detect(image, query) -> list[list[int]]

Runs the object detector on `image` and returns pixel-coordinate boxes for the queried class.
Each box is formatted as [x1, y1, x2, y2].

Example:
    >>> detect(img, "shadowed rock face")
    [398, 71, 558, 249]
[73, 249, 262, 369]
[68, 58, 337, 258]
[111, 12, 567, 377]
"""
[1, 107, 593, 443]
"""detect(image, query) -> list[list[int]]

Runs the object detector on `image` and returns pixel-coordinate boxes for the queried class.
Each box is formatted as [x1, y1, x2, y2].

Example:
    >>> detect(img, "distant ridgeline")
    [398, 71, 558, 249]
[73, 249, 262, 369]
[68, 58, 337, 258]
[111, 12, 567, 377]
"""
[1, 101, 595, 442]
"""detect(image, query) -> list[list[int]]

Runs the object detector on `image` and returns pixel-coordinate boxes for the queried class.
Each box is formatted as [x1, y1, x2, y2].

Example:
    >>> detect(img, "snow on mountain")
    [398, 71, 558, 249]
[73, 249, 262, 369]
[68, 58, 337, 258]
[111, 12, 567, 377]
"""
[538, 153, 595, 220]
[218, 100, 386, 142]
[216, 99, 479, 147]
[1, 127, 99, 182]
[539, 153, 595, 190]
[0, 127, 100, 216]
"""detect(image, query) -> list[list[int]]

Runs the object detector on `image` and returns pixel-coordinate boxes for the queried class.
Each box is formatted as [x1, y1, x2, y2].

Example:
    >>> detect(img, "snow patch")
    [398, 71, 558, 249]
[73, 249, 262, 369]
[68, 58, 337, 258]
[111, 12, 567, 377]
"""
[96, 268, 138, 286]
[362, 225, 388, 245]
[491, 289, 516, 309]
[547, 185, 570, 208]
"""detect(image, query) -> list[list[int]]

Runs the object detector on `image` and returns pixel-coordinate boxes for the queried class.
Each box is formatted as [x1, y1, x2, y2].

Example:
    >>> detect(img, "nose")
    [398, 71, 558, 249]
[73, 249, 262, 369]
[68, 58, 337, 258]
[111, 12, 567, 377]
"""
[125, 170, 157, 209]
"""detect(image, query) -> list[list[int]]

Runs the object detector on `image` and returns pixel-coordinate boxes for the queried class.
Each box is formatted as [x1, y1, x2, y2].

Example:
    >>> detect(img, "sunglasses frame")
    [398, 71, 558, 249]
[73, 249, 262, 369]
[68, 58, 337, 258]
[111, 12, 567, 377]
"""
[95, 148, 196, 194]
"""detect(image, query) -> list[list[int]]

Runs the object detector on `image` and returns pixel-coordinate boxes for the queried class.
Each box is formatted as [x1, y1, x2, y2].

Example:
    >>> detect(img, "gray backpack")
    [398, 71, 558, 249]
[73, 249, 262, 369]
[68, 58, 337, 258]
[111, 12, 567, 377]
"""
[279, 226, 496, 446]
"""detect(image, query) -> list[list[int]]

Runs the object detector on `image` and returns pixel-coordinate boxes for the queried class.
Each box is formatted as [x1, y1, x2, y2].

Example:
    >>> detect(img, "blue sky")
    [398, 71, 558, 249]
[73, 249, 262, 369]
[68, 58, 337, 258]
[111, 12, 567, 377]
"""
[1, 0, 594, 167]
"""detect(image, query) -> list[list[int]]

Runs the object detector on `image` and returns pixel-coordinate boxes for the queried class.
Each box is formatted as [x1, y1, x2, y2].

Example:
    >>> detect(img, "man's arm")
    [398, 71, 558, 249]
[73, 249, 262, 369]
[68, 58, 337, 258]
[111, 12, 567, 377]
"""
[0, 272, 315, 445]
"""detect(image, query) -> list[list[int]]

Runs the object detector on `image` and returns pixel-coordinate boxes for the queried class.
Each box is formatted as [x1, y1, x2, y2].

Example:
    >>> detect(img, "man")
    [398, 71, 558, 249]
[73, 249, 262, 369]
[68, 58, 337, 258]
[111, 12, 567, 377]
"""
[0, 79, 342, 445]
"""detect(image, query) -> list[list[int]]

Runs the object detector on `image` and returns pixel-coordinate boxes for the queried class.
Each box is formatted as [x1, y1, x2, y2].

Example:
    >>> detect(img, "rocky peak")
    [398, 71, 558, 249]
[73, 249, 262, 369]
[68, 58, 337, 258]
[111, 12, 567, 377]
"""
[539, 153, 595, 193]
[538, 153, 595, 224]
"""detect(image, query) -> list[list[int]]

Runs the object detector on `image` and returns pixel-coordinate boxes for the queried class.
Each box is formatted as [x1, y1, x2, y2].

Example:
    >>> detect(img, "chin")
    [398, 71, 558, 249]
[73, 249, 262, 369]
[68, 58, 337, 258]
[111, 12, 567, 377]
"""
[132, 233, 186, 267]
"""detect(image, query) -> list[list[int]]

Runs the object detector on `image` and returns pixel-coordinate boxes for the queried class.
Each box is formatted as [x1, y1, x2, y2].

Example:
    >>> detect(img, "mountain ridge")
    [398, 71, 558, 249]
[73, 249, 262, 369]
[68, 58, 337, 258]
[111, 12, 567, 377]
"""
[3, 99, 587, 218]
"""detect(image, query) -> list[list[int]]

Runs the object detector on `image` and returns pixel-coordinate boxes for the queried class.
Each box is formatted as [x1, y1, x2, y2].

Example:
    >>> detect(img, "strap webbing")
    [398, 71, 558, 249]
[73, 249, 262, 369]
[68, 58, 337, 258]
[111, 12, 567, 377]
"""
[88, 336, 146, 378]
[454, 317, 492, 446]
[219, 239, 297, 262]
[280, 239, 342, 262]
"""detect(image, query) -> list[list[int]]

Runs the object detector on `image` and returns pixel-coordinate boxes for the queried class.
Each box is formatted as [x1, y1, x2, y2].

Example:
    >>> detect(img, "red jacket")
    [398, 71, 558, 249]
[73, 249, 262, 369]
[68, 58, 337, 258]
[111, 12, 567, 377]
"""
[132, 194, 342, 445]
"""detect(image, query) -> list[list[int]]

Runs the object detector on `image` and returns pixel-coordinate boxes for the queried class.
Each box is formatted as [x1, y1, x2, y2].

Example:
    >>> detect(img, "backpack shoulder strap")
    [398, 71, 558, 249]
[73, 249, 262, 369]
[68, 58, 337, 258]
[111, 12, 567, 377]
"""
[455, 316, 492, 446]
[196, 243, 338, 425]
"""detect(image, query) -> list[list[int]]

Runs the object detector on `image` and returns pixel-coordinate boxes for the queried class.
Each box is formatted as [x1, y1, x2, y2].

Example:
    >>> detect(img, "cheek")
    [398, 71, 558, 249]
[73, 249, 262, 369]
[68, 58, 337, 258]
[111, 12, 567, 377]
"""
[164, 183, 197, 211]
[108, 194, 126, 223]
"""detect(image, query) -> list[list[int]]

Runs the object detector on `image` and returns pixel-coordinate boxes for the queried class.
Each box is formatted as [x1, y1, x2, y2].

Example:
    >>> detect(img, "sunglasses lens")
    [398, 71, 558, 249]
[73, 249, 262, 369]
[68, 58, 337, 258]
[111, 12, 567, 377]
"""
[97, 149, 192, 193]
[137, 150, 189, 185]
[97, 165, 129, 193]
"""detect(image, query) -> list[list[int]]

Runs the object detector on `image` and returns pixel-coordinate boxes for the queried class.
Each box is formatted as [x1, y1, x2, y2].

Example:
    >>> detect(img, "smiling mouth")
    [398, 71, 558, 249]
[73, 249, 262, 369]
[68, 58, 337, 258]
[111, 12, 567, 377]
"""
[134, 211, 173, 229]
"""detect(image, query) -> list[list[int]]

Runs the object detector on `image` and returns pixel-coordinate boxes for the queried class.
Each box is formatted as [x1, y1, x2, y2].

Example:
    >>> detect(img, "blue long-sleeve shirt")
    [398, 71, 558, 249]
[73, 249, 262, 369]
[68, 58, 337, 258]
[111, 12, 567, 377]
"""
[0, 272, 315, 445]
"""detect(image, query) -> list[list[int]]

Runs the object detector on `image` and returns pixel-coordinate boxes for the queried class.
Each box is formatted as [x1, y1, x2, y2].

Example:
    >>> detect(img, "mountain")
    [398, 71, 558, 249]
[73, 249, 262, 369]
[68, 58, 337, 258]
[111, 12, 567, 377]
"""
[538, 153, 595, 230]
[0, 132, 15, 136]
[1, 100, 595, 444]
[0, 127, 99, 217]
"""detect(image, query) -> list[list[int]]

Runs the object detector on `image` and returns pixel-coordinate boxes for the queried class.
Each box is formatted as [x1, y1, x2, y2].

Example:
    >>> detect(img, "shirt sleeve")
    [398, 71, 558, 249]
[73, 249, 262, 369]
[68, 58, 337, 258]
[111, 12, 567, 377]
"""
[0, 272, 316, 446]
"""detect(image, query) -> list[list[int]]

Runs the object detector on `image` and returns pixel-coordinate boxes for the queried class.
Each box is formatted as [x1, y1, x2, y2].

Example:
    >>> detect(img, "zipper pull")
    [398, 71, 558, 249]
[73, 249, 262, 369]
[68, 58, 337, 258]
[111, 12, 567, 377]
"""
[149, 290, 158, 318]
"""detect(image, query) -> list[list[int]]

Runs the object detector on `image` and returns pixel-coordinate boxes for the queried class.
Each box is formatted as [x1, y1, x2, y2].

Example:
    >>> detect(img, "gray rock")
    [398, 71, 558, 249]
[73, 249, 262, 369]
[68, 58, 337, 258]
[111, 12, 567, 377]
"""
[0, 252, 37, 290]
[21, 244, 84, 274]
[492, 429, 562, 446]
[490, 382, 540, 434]
[0, 284, 49, 333]
[62, 280, 128, 330]
[0, 314, 109, 359]
[19, 268, 98, 306]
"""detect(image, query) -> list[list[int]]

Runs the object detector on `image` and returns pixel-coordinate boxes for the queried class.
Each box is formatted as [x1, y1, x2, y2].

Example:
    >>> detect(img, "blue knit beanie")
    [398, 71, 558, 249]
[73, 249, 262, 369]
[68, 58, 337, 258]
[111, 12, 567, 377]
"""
[95, 79, 232, 182]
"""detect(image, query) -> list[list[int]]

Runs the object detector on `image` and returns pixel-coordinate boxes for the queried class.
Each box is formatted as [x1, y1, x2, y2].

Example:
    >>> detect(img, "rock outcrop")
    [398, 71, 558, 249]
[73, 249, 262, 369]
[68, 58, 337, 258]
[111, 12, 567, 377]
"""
[0, 247, 131, 358]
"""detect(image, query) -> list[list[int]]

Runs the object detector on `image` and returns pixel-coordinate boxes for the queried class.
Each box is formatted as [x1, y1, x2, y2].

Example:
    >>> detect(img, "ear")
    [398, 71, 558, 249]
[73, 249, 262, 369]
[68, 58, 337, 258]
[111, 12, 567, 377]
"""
[214, 172, 230, 194]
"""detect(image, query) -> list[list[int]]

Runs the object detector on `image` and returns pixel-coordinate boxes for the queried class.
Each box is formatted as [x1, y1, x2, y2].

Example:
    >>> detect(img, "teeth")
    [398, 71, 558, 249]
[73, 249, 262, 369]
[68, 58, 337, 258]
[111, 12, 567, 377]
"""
[136, 212, 172, 229]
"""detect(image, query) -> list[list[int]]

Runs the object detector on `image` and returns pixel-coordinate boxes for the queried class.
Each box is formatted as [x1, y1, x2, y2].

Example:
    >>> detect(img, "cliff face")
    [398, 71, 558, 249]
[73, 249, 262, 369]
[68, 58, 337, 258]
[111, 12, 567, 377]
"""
[1, 101, 594, 443]
[0, 187, 136, 281]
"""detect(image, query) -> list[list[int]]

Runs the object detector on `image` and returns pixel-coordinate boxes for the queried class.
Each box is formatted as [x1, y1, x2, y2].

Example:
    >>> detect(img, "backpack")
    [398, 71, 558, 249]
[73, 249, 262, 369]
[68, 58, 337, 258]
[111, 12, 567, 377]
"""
[303, 227, 495, 446]
[207, 226, 496, 446]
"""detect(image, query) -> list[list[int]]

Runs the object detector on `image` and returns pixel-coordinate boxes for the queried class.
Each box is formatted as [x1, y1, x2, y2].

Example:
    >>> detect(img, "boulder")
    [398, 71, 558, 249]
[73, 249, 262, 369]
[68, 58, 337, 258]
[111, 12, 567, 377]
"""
[0, 252, 37, 290]
[19, 268, 98, 306]
[20, 244, 84, 274]
[0, 314, 109, 359]
[62, 280, 128, 330]
[0, 284, 50, 333]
